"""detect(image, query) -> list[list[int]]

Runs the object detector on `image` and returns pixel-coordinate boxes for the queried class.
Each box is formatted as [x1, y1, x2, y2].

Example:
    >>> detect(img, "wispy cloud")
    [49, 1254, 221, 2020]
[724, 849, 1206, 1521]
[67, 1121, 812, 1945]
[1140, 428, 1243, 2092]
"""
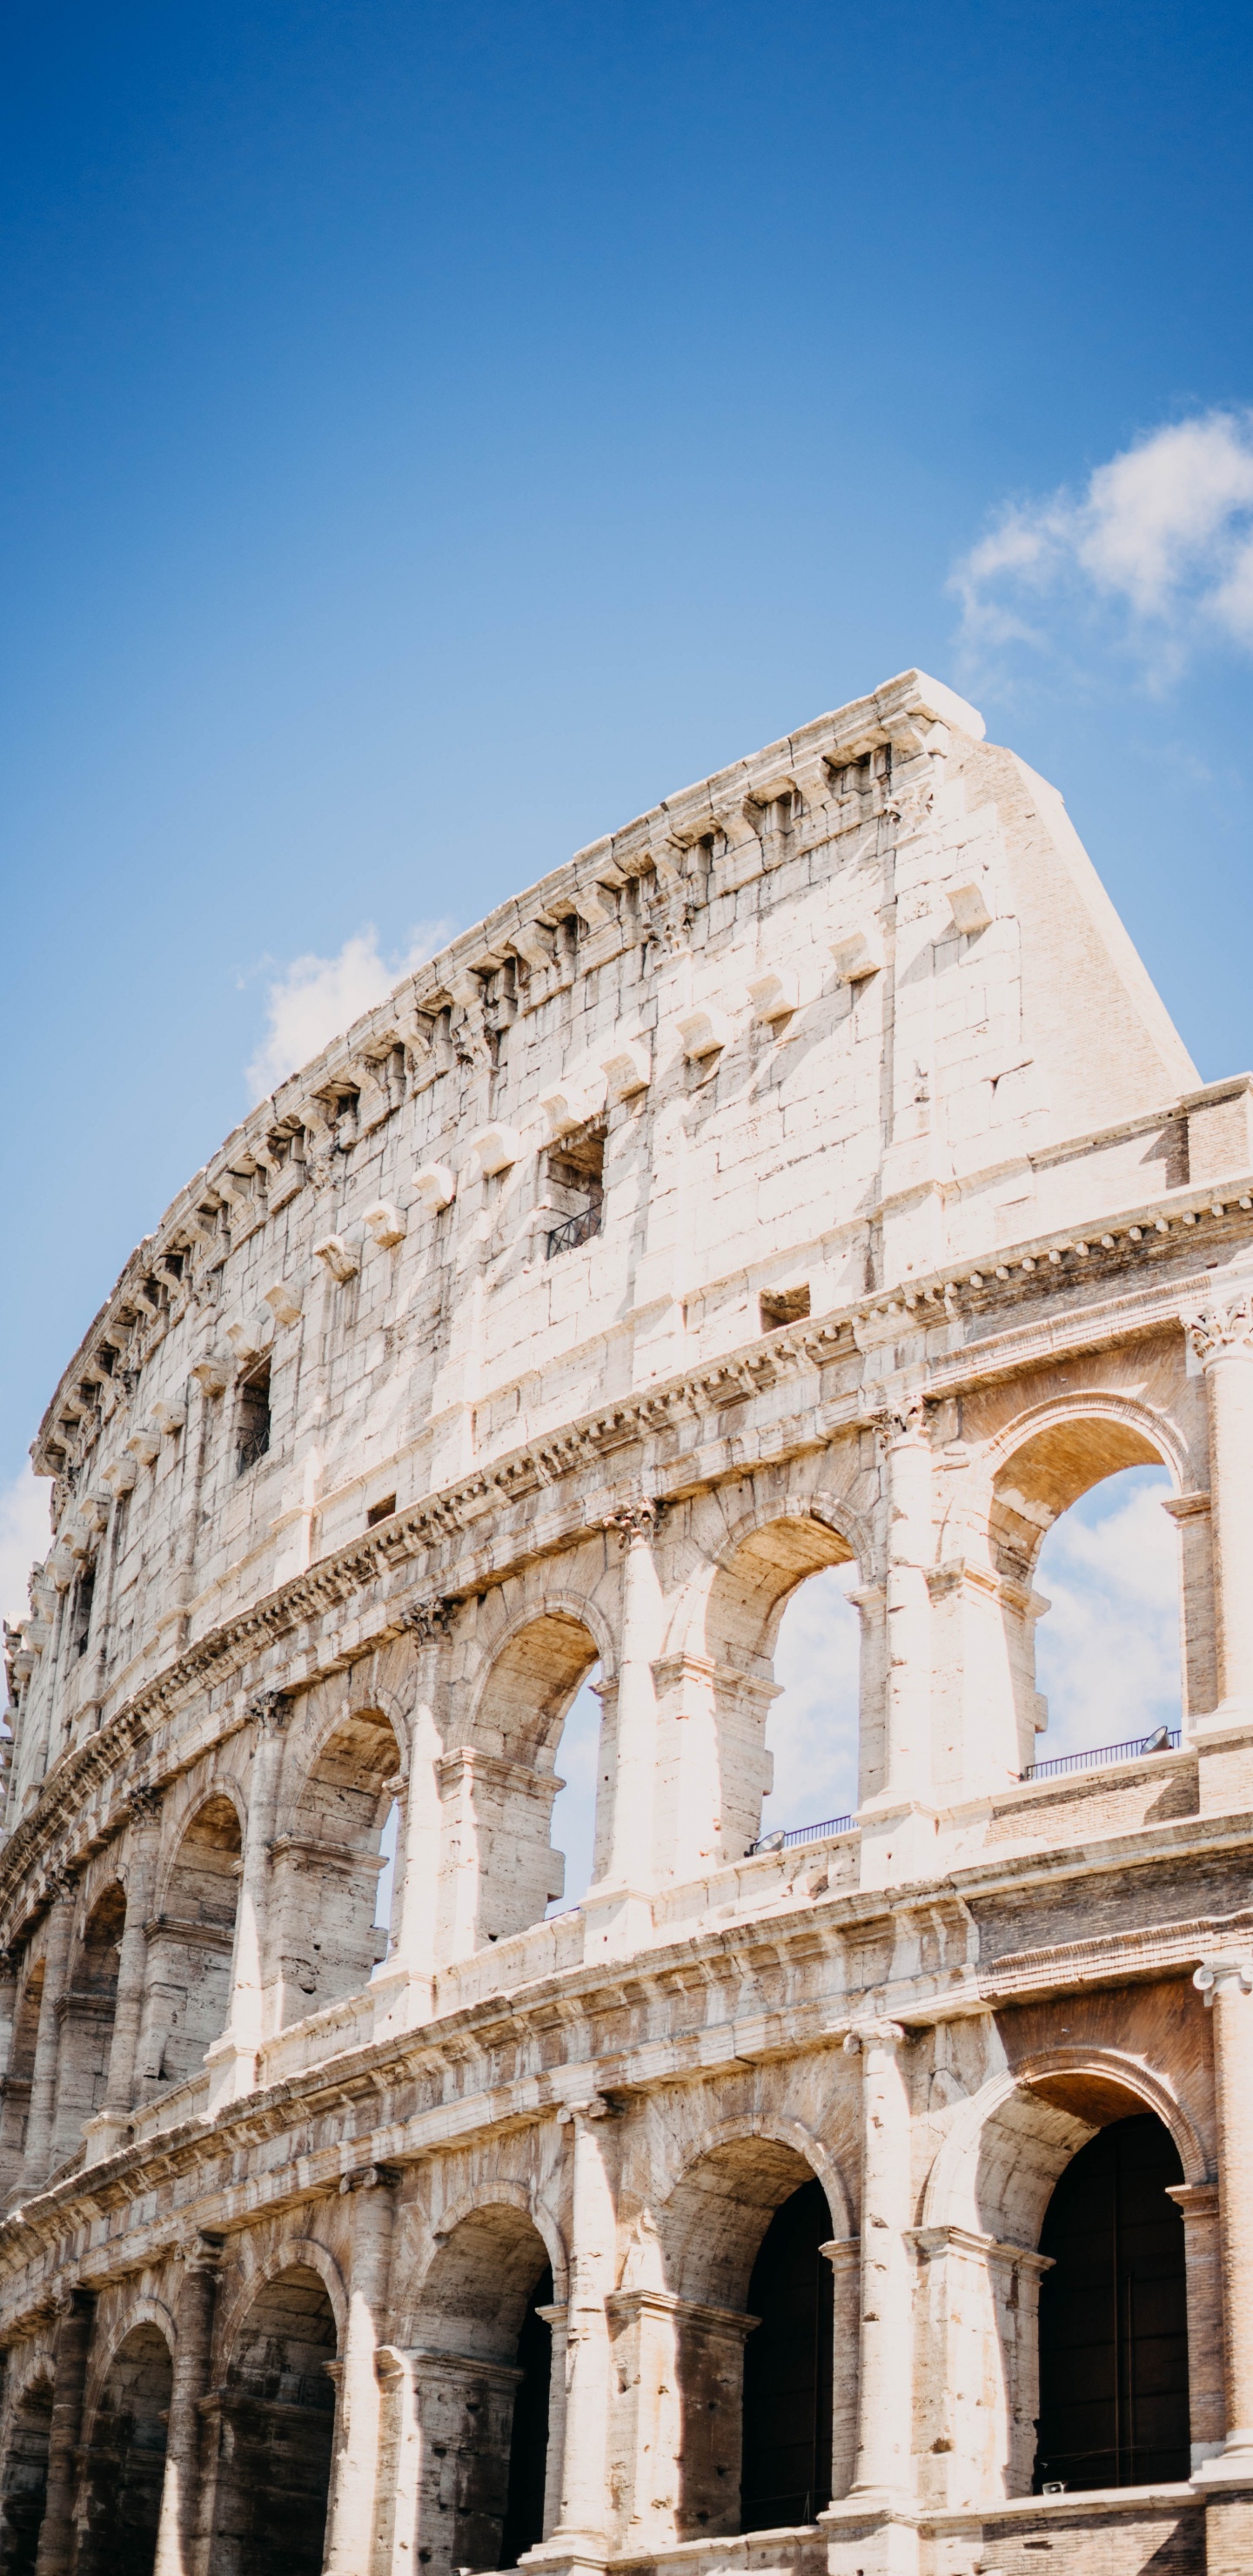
[0, 1466, 51, 1637]
[952, 409, 1253, 681]
[245, 920, 457, 1103]
[1035, 1468, 1180, 1755]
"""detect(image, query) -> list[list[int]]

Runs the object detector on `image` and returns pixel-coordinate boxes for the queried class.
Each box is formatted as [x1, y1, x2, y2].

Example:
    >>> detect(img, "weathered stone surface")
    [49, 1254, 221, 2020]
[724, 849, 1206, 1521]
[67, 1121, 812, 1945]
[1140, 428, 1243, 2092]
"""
[0, 670, 1250, 2573]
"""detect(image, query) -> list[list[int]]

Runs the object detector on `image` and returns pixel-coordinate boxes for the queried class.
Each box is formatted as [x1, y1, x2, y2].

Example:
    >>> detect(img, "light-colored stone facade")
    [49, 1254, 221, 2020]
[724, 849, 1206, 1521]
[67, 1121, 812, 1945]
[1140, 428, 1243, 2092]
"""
[3, 667, 1253, 2575]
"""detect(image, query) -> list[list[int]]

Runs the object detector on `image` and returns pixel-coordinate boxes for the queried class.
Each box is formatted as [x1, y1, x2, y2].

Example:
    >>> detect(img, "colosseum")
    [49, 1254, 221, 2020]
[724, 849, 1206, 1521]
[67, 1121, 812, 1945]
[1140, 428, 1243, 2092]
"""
[2, 666, 1252, 2576]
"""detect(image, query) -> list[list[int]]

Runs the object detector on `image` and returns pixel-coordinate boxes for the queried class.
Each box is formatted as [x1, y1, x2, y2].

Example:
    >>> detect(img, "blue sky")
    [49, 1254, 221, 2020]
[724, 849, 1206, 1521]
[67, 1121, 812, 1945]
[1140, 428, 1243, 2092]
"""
[3, 3, 1252, 1754]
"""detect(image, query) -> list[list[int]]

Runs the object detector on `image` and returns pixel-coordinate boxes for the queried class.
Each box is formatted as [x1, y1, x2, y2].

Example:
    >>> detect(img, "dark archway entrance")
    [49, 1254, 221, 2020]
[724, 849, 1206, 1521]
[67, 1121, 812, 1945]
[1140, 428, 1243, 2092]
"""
[1035, 2113, 1189, 2491]
[212, 2265, 337, 2576]
[0, 2378, 52, 2576]
[740, 2177, 834, 2530]
[500, 2261, 553, 2565]
[77, 2324, 172, 2576]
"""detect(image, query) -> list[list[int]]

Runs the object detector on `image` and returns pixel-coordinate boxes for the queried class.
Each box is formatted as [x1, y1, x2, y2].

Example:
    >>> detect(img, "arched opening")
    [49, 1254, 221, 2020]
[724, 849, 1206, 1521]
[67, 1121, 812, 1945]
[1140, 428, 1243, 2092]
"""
[76, 2323, 172, 2576]
[761, 1570, 861, 1843]
[273, 1712, 400, 2024]
[1033, 1466, 1181, 1767]
[139, 1797, 243, 2094]
[987, 1415, 1183, 1780]
[701, 1513, 858, 1862]
[0, 1967, 43, 2195]
[408, 2204, 554, 2576]
[0, 2377, 52, 2576]
[741, 2177, 834, 2529]
[440, 1615, 600, 1954]
[546, 1666, 602, 1914]
[213, 2264, 338, 2576]
[1035, 2113, 1189, 2491]
[656, 2136, 840, 2539]
[51, 1883, 126, 2157]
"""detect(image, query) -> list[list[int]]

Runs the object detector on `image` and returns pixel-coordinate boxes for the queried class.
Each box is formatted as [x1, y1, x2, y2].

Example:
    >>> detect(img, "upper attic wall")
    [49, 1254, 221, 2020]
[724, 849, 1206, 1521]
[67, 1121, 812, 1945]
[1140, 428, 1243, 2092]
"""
[955, 736, 1197, 1136]
[30, 667, 1202, 1482]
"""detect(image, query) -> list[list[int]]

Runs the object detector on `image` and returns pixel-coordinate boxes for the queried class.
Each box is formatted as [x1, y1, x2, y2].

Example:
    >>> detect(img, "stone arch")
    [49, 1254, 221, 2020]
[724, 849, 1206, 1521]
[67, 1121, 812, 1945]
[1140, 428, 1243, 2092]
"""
[50, 1882, 126, 2160]
[933, 1392, 1196, 1790]
[666, 1487, 871, 1866]
[976, 1395, 1192, 1589]
[271, 1699, 402, 2026]
[918, 2050, 1205, 2499]
[922, 2048, 1208, 2248]
[639, 2123, 847, 2542]
[406, 2176, 570, 2314]
[76, 2316, 173, 2576]
[213, 2253, 340, 2576]
[0, 2368, 53, 2576]
[140, 1794, 243, 2095]
[439, 1608, 603, 1954]
[215, 2232, 348, 2366]
[404, 2198, 558, 2576]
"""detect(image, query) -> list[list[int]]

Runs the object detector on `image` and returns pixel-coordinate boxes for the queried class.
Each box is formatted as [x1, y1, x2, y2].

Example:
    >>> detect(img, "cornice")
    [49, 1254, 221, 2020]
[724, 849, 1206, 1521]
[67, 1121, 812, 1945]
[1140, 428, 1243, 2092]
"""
[7, 1206, 1253, 1929]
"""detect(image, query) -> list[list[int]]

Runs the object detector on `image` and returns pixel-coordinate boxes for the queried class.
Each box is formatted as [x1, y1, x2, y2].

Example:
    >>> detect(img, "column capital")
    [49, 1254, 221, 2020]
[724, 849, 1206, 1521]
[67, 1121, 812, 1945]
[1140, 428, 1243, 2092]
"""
[126, 1786, 164, 1829]
[338, 2161, 402, 2195]
[1196, 1953, 1253, 2002]
[246, 1687, 291, 1730]
[401, 1594, 459, 1642]
[874, 1387, 931, 1446]
[181, 2228, 226, 2276]
[603, 1499, 664, 1546]
[842, 2017, 907, 2055]
[559, 2092, 616, 2129]
[1183, 1292, 1253, 1365]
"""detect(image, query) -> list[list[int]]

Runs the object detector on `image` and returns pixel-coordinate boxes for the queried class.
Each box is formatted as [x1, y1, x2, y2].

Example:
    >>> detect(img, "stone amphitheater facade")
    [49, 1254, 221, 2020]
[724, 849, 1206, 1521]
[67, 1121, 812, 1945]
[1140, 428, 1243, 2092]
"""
[3, 667, 1253, 2576]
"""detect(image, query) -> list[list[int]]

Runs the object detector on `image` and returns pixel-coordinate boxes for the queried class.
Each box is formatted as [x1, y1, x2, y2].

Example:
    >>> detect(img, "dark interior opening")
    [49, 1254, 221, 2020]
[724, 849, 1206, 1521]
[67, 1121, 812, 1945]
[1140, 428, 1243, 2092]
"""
[760, 1285, 810, 1331]
[500, 2261, 553, 2566]
[236, 1361, 271, 1476]
[0, 2381, 52, 2576]
[740, 2176, 833, 2531]
[1035, 2112, 1189, 2491]
[366, 1494, 398, 1527]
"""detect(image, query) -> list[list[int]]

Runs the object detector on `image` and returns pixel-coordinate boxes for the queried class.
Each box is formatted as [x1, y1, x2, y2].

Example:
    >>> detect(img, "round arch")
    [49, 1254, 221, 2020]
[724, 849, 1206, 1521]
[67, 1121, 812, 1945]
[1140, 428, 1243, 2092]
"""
[653, 2116, 850, 2311]
[951, 1393, 1195, 1585]
[409, 2174, 569, 2312]
[466, 1601, 607, 1761]
[216, 2233, 348, 2367]
[83, 2298, 178, 2419]
[921, 2049, 1209, 2250]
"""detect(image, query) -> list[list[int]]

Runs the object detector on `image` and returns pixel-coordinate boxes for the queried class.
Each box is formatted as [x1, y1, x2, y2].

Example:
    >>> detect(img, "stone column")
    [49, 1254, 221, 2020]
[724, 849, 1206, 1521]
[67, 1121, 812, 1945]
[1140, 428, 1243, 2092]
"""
[1186, 1296, 1253, 1717]
[84, 1789, 164, 2163]
[15, 1881, 76, 2202]
[378, 1605, 452, 2009]
[323, 2163, 399, 2576]
[586, 1507, 661, 1958]
[1167, 2180, 1224, 2471]
[843, 2020, 912, 2499]
[151, 2231, 224, 2576]
[1195, 1955, 1253, 2471]
[820, 2237, 861, 2502]
[205, 1690, 289, 2108]
[34, 2284, 96, 2576]
[860, 1400, 935, 1887]
[534, 2098, 615, 2560]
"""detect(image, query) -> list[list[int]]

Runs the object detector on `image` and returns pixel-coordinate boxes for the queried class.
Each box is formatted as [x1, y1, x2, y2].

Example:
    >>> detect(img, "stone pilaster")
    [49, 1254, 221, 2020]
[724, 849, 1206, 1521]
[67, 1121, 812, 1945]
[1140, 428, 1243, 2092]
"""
[843, 2021, 913, 2499]
[151, 2231, 224, 2576]
[84, 1788, 164, 2163]
[14, 1882, 75, 2203]
[323, 2163, 400, 2575]
[204, 1691, 289, 2107]
[33, 2285, 95, 2576]
[1194, 1956, 1253, 2479]
[584, 1507, 661, 1959]
[860, 1402, 936, 1888]
[530, 2098, 615, 2566]
[1184, 1298, 1253, 1807]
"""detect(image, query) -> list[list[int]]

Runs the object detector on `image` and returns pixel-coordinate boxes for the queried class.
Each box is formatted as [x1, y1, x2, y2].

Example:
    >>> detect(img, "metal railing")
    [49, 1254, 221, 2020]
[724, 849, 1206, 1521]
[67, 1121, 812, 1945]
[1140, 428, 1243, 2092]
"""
[1020, 1726, 1181, 1783]
[546, 1197, 603, 1258]
[747, 1814, 853, 1857]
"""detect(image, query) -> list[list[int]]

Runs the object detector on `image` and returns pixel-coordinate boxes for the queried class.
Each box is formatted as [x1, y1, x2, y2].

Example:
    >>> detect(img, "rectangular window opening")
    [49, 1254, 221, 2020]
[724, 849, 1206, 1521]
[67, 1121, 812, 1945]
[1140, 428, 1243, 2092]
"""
[71, 1566, 95, 1659]
[546, 1124, 606, 1259]
[760, 1285, 810, 1332]
[236, 1359, 271, 1476]
[366, 1494, 398, 1528]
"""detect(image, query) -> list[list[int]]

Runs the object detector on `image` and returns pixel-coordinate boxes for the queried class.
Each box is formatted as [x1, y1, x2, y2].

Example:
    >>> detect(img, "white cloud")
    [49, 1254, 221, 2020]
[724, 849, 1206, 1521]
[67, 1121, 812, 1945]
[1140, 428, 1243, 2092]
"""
[245, 920, 457, 1103]
[0, 1466, 51, 1639]
[1034, 1467, 1181, 1758]
[763, 1566, 861, 1830]
[953, 409, 1253, 673]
